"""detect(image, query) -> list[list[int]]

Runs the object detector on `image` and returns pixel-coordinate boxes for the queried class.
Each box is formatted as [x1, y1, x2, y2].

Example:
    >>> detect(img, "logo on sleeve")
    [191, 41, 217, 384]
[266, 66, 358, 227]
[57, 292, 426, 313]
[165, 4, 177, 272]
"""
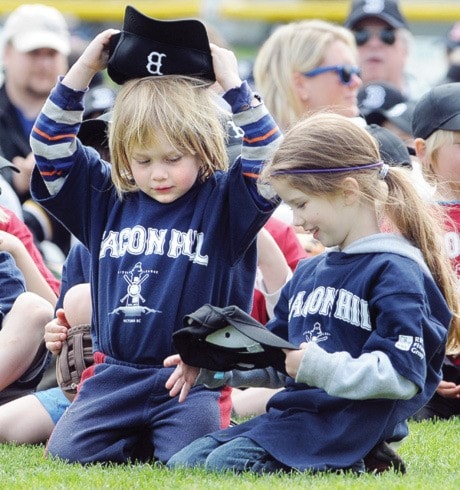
[395, 335, 425, 359]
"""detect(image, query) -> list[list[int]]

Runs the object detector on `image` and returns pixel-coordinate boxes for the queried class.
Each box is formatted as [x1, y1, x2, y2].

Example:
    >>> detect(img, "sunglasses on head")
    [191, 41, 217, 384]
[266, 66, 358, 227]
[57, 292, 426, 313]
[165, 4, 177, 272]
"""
[303, 64, 361, 86]
[353, 28, 396, 46]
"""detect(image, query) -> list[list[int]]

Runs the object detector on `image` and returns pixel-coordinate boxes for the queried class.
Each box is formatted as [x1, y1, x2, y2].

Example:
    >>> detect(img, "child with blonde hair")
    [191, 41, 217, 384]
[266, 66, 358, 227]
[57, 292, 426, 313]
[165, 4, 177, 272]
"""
[29, 28, 281, 464]
[166, 112, 458, 474]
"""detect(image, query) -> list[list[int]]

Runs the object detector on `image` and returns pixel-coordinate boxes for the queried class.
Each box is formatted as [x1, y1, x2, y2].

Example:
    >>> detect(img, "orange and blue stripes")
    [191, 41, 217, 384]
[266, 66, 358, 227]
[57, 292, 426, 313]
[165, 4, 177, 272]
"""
[30, 83, 85, 192]
[31, 79, 282, 203]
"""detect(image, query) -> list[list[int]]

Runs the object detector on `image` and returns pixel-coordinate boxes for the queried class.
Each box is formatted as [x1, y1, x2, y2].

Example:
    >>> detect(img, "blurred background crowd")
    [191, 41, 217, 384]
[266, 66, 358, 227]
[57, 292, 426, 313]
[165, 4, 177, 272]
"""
[1, 0, 458, 88]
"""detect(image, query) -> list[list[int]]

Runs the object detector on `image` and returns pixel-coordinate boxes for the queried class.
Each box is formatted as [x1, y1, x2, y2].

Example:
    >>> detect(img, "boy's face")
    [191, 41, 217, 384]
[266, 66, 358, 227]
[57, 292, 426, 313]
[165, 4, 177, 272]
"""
[129, 132, 201, 203]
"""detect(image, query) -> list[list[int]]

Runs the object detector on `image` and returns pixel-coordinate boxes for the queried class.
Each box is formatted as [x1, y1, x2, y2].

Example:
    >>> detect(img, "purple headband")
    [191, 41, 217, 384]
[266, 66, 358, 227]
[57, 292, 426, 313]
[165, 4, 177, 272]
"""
[270, 161, 384, 176]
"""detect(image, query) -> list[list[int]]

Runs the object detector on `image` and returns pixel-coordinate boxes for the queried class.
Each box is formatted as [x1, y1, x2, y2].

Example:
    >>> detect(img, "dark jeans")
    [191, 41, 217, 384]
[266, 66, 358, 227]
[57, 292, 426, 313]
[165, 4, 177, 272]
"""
[167, 435, 365, 474]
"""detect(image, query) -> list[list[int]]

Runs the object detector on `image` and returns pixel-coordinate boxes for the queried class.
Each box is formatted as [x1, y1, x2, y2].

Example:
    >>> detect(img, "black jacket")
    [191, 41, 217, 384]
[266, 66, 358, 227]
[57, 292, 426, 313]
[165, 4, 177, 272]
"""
[0, 84, 31, 189]
[0, 83, 71, 254]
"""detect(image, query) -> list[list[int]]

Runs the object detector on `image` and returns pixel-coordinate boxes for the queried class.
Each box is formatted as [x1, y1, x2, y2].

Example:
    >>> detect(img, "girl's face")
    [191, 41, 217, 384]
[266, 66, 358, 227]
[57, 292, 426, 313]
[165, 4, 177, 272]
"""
[129, 132, 201, 203]
[272, 179, 352, 249]
[272, 177, 379, 250]
[298, 40, 362, 118]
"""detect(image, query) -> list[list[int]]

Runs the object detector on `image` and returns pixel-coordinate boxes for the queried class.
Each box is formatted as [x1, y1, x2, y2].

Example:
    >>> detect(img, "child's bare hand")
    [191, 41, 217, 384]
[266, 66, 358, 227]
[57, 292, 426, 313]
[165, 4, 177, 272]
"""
[44, 309, 69, 356]
[63, 29, 120, 90]
[436, 379, 460, 398]
[210, 43, 242, 92]
[164, 354, 200, 402]
[283, 342, 308, 379]
[77, 29, 120, 73]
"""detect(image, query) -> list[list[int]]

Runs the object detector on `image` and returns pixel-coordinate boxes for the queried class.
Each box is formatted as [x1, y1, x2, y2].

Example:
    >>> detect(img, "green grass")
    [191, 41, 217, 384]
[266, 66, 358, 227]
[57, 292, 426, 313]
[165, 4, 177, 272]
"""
[0, 418, 458, 489]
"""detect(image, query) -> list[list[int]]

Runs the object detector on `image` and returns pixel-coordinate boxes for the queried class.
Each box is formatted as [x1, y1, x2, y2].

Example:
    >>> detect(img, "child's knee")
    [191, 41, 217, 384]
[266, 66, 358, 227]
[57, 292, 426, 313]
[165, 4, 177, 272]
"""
[62, 283, 91, 327]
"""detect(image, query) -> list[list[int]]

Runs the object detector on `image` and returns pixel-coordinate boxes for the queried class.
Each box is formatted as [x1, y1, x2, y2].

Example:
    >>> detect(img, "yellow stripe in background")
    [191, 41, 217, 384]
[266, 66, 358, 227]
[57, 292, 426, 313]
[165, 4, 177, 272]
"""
[0, 1, 459, 23]
[0, 0, 201, 21]
[219, 0, 460, 23]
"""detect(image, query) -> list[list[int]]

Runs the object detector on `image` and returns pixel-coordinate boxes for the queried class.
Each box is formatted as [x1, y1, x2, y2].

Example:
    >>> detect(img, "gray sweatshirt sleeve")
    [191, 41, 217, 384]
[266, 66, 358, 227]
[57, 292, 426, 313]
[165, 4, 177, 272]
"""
[195, 366, 287, 390]
[296, 342, 418, 400]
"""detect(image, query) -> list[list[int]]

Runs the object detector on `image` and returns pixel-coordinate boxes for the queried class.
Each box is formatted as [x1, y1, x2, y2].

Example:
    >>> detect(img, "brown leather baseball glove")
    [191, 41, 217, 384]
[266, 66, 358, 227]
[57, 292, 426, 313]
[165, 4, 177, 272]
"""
[56, 324, 94, 401]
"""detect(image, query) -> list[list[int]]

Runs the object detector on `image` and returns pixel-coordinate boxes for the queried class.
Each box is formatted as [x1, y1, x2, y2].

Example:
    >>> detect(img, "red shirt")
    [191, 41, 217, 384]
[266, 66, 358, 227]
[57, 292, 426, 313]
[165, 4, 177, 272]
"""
[0, 206, 60, 296]
[250, 216, 309, 324]
[441, 202, 460, 275]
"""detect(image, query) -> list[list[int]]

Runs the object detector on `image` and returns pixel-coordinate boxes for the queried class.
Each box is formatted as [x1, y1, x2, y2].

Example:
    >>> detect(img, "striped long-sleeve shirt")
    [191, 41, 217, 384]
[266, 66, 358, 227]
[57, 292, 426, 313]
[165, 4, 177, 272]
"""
[30, 78, 283, 366]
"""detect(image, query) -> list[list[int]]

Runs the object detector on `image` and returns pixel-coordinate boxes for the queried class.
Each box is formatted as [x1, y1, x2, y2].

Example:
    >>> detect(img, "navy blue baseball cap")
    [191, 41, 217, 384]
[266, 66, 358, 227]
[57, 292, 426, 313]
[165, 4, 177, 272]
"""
[381, 100, 416, 136]
[107, 5, 215, 85]
[367, 124, 412, 168]
[173, 304, 298, 374]
[358, 82, 406, 124]
[412, 83, 460, 140]
[345, 0, 409, 30]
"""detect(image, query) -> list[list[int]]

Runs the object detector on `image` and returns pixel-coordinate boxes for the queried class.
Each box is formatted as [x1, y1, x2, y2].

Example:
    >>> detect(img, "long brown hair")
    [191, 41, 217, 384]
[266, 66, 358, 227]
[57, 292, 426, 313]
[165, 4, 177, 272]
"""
[261, 112, 460, 354]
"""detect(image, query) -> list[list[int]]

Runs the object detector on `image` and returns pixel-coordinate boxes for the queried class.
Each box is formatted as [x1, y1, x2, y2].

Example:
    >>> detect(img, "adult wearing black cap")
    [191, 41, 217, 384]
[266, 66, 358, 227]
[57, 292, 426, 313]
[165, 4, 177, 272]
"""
[344, 0, 426, 99]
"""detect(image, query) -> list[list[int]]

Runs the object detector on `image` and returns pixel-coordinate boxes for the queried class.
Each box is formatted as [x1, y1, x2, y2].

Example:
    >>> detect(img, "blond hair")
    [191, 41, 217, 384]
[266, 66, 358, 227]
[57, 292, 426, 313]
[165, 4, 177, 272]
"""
[420, 129, 458, 190]
[109, 76, 229, 196]
[253, 19, 357, 131]
[261, 112, 460, 354]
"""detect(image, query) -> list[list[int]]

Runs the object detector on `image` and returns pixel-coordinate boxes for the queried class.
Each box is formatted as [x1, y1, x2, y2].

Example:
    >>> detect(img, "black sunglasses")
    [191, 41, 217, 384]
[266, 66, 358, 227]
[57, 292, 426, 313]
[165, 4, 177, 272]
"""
[353, 28, 396, 46]
[303, 64, 361, 86]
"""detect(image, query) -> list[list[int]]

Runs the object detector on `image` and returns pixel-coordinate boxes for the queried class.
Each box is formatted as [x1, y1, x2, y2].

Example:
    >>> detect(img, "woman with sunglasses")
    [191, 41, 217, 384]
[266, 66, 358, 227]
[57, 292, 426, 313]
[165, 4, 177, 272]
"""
[253, 19, 363, 132]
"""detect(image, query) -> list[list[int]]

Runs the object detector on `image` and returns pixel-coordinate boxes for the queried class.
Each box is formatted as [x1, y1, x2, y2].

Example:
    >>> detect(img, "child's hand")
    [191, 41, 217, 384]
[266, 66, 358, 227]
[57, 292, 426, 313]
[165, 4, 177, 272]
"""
[78, 28, 120, 73]
[63, 29, 120, 90]
[210, 43, 242, 93]
[44, 309, 69, 356]
[283, 342, 309, 379]
[436, 379, 460, 398]
[164, 354, 200, 402]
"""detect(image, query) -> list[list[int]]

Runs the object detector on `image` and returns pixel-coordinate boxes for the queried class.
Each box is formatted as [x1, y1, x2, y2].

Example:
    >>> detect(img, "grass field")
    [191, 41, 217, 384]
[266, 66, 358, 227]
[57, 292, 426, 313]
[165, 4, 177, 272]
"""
[0, 417, 458, 489]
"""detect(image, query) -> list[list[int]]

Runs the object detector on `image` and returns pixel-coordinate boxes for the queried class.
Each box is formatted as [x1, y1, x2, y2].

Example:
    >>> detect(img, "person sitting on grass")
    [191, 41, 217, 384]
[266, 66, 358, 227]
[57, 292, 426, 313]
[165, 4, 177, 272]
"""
[165, 112, 458, 475]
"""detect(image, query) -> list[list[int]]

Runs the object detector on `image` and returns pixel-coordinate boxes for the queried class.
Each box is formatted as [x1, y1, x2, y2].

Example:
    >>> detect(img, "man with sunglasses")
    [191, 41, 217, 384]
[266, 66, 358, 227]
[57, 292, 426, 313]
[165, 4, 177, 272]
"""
[344, 0, 424, 99]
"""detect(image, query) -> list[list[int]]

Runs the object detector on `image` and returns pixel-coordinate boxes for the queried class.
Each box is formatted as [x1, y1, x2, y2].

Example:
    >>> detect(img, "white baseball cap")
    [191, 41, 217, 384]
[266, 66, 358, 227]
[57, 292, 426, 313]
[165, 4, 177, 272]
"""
[2, 4, 71, 55]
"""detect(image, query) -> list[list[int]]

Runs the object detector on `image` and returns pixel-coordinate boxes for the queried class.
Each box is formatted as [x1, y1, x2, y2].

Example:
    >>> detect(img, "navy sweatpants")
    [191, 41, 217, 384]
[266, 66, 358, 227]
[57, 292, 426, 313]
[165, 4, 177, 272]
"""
[46, 360, 231, 464]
